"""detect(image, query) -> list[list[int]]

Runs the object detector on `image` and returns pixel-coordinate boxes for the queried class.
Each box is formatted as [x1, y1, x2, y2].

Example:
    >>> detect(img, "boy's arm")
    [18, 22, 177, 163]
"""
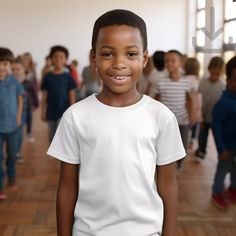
[57, 161, 79, 236]
[41, 91, 48, 122]
[17, 95, 23, 126]
[68, 90, 76, 105]
[156, 163, 178, 236]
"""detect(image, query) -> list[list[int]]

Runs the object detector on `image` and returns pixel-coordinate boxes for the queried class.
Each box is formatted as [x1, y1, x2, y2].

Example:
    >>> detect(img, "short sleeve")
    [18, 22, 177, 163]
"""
[156, 113, 186, 165]
[68, 74, 77, 91]
[47, 112, 81, 164]
[41, 75, 48, 91]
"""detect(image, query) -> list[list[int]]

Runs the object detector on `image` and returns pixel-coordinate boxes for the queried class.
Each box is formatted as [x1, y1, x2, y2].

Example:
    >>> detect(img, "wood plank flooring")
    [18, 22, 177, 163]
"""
[0, 110, 235, 236]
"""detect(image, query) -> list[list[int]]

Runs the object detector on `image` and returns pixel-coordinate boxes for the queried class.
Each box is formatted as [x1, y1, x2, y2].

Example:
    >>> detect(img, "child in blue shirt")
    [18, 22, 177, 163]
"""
[211, 56, 236, 210]
[41, 45, 76, 143]
[0, 48, 24, 200]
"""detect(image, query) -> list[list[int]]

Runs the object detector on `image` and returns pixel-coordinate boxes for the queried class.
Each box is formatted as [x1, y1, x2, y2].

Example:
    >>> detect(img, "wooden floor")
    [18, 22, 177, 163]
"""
[0, 110, 235, 236]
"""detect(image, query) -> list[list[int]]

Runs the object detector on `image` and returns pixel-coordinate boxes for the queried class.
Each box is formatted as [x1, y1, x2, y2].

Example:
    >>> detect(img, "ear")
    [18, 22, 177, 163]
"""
[89, 49, 96, 69]
[143, 50, 149, 68]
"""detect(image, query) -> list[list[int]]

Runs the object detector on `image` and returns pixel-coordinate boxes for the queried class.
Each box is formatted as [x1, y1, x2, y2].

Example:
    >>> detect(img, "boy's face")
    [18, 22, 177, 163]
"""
[12, 62, 25, 81]
[165, 53, 181, 74]
[208, 67, 222, 83]
[0, 60, 11, 80]
[91, 25, 148, 96]
[51, 51, 67, 70]
[228, 68, 236, 93]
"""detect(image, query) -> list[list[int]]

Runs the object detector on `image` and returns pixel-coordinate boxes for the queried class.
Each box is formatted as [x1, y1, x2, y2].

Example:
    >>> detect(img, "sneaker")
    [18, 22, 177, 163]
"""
[27, 134, 35, 143]
[16, 156, 25, 164]
[7, 183, 18, 191]
[193, 150, 205, 163]
[212, 193, 229, 210]
[226, 187, 236, 204]
[0, 192, 7, 200]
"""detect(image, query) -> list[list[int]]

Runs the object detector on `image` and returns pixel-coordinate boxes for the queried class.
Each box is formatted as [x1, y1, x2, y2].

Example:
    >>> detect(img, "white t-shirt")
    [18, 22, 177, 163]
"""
[47, 94, 185, 236]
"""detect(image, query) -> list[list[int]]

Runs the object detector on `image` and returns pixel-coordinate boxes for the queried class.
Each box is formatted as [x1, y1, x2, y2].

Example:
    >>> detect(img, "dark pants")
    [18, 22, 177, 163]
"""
[197, 121, 211, 154]
[191, 122, 199, 140]
[213, 150, 236, 194]
[178, 125, 189, 166]
[26, 103, 32, 135]
[0, 130, 18, 190]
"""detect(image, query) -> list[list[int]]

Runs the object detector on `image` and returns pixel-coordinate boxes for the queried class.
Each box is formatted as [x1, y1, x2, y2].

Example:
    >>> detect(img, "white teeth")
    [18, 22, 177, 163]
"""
[111, 75, 130, 80]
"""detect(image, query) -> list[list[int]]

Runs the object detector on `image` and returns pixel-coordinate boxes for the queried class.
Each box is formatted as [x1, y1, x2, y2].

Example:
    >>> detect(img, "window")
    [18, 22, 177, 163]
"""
[223, 0, 236, 62]
[196, 0, 206, 76]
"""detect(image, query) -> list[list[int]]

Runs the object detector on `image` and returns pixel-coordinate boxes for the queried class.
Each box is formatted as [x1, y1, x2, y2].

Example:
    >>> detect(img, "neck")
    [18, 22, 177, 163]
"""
[97, 89, 142, 107]
[53, 68, 64, 74]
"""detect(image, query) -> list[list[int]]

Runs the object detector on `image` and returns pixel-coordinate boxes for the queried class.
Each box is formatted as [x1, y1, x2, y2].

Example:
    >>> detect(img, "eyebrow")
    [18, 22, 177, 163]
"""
[99, 45, 141, 50]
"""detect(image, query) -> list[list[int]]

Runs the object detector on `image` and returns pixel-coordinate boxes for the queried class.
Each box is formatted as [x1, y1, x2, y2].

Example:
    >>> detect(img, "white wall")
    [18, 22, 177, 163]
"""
[0, 0, 188, 78]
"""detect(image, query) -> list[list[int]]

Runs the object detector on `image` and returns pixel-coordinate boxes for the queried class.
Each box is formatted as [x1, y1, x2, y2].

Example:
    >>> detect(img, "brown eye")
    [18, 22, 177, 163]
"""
[127, 52, 138, 57]
[101, 52, 112, 58]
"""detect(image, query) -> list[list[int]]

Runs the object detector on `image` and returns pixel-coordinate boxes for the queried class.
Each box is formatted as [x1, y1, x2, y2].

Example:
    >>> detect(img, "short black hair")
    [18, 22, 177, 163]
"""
[167, 50, 182, 58]
[91, 9, 147, 52]
[0, 47, 14, 62]
[152, 51, 165, 71]
[226, 56, 236, 80]
[49, 45, 69, 59]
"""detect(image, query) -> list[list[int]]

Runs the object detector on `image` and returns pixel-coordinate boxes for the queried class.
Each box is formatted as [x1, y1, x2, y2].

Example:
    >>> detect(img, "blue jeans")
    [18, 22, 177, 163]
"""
[212, 150, 236, 194]
[48, 119, 61, 143]
[0, 130, 18, 190]
[197, 122, 211, 154]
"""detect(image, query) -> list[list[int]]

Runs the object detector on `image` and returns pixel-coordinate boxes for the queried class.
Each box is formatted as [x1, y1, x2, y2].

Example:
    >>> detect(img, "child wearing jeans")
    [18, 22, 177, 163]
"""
[194, 57, 225, 162]
[47, 10, 186, 236]
[211, 56, 236, 210]
[0, 48, 23, 199]
[41, 45, 76, 143]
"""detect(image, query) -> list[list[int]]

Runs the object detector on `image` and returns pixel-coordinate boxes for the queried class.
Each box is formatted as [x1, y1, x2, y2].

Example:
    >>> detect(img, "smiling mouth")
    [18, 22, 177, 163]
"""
[109, 75, 131, 81]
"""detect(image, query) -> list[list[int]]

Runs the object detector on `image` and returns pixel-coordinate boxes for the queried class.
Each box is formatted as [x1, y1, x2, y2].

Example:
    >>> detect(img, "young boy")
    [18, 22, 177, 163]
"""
[0, 48, 24, 199]
[154, 50, 194, 171]
[211, 56, 236, 210]
[47, 10, 186, 236]
[41, 45, 76, 143]
[194, 57, 225, 162]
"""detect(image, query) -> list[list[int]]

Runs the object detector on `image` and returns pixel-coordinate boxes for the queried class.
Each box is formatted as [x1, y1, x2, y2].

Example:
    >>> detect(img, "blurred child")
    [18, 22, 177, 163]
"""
[69, 59, 81, 88]
[184, 57, 201, 150]
[22, 52, 38, 141]
[155, 50, 194, 171]
[211, 56, 236, 209]
[149, 50, 168, 98]
[81, 61, 101, 98]
[47, 10, 186, 236]
[194, 57, 225, 162]
[0, 48, 24, 199]
[41, 45, 76, 143]
[11, 56, 27, 163]
[41, 55, 53, 79]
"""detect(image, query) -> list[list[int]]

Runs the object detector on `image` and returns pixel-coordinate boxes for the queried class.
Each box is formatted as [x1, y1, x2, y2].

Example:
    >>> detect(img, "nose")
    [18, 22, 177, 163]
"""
[112, 56, 127, 70]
